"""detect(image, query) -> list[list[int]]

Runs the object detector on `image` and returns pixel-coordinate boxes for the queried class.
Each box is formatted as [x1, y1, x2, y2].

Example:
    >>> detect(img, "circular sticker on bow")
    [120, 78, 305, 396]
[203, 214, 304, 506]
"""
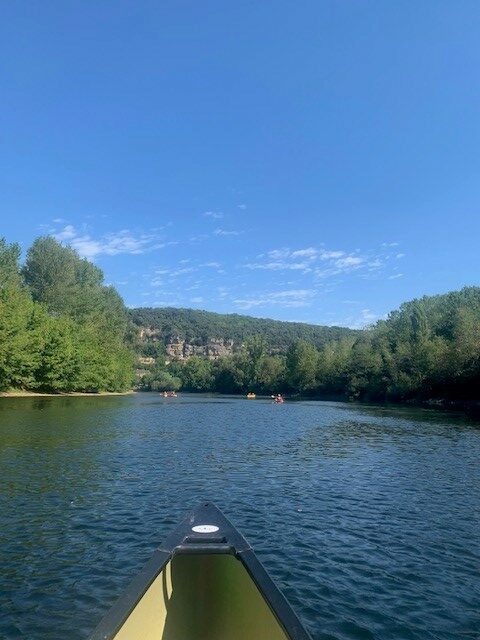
[192, 524, 219, 533]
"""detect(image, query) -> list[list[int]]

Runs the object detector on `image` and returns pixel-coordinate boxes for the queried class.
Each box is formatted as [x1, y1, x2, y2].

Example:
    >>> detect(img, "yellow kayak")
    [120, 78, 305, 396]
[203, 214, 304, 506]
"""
[89, 502, 311, 640]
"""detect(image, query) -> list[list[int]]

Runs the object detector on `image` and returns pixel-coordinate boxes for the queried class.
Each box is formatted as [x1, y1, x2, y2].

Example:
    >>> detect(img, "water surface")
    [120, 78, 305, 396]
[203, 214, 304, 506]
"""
[0, 394, 479, 639]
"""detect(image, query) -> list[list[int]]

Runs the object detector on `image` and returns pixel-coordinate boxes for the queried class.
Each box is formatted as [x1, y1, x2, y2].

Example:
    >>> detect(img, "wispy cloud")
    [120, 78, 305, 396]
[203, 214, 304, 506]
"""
[246, 246, 366, 277]
[52, 225, 173, 258]
[217, 286, 229, 298]
[189, 233, 209, 243]
[291, 247, 317, 258]
[237, 204, 247, 210]
[151, 266, 196, 286]
[245, 244, 406, 284]
[155, 267, 196, 276]
[334, 256, 363, 268]
[388, 273, 404, 280]
[245, 260, 311, 271]
[54, 225, 77, 241]
[214, 228, 243, 237]
[204, 211, 224, 219]
[336, 308, 384, 329]
[234, 289, 315, 310]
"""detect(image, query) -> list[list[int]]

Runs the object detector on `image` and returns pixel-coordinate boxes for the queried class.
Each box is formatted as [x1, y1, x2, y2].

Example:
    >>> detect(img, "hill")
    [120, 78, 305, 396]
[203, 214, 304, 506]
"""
[133, 287, 480, 403]
[130, 307, 357, 357]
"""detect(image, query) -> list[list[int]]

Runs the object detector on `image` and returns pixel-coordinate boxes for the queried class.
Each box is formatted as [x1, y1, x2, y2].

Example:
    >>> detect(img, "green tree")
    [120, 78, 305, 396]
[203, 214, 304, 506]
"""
[179, 356, 214, 391]
[286, 340, 319, 393]
[0, 239, 44, 390]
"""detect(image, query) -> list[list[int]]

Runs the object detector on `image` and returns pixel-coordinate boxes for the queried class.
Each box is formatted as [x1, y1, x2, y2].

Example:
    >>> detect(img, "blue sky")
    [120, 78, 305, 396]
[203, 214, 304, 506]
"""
[1, 1, 479, 328]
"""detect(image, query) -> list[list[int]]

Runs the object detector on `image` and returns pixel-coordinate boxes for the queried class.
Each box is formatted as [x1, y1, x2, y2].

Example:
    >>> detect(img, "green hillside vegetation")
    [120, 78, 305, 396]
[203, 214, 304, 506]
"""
[138, 288, 480, 404]
[0, 237, 133, 392]
[130, 307, 355, 350]
[1, 234, 479, 404]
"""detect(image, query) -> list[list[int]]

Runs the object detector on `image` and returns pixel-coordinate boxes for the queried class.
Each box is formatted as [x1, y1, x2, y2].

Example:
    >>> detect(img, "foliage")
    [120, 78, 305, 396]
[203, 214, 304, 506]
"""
[130, 306, 356, 351]
[136, 287, 480, 402]
[0, 236, 134, 393]
[137, 367, 181, 392]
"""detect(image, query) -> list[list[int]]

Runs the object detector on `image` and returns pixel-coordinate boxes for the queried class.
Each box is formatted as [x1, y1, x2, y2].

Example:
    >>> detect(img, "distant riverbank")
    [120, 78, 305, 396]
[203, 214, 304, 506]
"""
[0, 389, 135, 397]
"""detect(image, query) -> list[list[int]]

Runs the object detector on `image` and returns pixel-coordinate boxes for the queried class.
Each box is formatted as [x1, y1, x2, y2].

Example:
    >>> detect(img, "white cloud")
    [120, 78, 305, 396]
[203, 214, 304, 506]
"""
[52, 225, 172, 258]
[190, 296, 204, 303]
[154, 266, 195, 277]
[268, 248, 291, 260]
[381, 241, 399, 247]
[234, 289, 315, 310]
[334, 256, 363, 268]
[245, 260, 310, 271]
[291, 247, 317, 258]
[237, 204, 247, 210]
[245, 242, 407, 291]
[214, 229, 243, 236]
[189, 233, 209, 243]
[245, 245, 393, 283]
[336, 308, 384, 329]
[319, 250, 345, 260]
[53, 224, 77, 241]
[150, 266, 198, 286]
[204, 211, 224, 219]
[201, 261, 221, 268]
[388, 273, 404, 280]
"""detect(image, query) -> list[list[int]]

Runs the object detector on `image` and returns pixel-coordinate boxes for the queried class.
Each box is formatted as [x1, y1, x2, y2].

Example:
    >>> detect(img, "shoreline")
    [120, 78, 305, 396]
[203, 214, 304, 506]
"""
[1, 390, 477, 413]
[0, 390, 135, 398]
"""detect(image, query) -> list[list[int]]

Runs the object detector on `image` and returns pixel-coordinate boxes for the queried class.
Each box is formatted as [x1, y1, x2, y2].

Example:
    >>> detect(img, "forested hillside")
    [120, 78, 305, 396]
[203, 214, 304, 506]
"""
[138, 287, 480, 404]
[130, 307, 355, 351]
[0, 237, 133, 392]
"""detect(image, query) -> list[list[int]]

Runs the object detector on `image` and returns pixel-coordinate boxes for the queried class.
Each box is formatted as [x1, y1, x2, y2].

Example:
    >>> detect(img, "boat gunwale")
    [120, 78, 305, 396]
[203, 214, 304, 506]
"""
[88, 502, 312, 640]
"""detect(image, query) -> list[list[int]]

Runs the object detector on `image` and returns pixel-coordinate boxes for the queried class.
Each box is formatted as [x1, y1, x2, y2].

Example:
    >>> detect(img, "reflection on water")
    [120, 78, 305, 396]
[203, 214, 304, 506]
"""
[0, 395, 479, 640]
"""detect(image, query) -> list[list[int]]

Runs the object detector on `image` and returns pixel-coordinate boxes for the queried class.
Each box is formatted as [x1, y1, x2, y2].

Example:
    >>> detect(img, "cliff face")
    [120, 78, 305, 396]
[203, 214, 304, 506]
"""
[165, 336, 234, 360]
[139, 327, 235, 361]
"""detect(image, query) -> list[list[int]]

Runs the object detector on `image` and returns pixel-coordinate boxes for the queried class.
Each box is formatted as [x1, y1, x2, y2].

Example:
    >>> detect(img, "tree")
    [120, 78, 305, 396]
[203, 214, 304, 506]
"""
[0, 239, 44, 390]
[286, 340, 319, 393]
[23, 237, 78, 314]
[179, 356, 214, 391]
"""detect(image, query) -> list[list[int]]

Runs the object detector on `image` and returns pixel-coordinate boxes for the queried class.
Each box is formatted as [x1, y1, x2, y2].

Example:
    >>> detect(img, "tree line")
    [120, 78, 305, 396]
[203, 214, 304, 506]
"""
[0, 237, 133, 392]
[139, 287, 480, 403]
[130, 306, 355, 350]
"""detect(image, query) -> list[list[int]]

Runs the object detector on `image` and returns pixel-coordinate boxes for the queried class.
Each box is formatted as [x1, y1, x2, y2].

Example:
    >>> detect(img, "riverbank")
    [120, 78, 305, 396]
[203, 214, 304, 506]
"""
[0, 389, 135, 397]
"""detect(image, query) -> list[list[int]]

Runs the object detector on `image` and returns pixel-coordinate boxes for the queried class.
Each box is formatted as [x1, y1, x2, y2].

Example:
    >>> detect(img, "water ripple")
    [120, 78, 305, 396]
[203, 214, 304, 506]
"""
[0, 395, 479, 639]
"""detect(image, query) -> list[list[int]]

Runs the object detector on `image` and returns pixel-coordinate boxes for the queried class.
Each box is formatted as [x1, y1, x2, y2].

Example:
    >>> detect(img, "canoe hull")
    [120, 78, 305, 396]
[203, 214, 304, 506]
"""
[89, 503, 311, 640]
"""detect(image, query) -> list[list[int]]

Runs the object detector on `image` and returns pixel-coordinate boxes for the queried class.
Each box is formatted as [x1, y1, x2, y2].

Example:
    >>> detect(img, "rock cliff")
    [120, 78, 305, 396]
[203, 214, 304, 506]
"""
[139, 327, 235, 361]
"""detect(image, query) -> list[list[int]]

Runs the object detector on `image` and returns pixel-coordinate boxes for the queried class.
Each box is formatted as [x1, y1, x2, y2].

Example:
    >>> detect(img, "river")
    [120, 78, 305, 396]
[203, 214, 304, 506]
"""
[0, 394, 479, 640]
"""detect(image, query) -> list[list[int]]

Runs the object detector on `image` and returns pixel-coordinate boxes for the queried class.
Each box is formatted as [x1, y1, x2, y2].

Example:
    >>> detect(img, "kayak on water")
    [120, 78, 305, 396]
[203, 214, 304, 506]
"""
[89, 502, 311, 640]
